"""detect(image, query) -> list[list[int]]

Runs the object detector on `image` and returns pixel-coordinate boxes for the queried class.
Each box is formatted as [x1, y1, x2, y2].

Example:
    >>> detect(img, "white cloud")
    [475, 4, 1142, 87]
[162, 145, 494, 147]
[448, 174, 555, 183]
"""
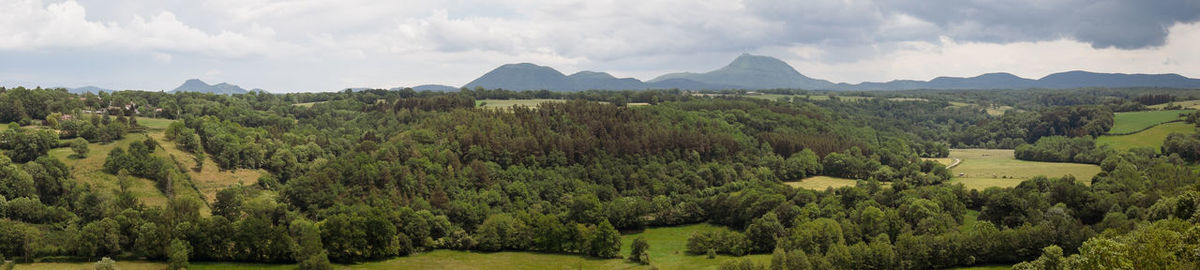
[0, 0, 1198, 91]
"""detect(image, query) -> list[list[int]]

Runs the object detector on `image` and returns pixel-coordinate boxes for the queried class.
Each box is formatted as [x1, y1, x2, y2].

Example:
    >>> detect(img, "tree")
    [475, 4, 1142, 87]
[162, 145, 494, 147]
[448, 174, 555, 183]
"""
[630, 237, 650, 264]
[71, 138, 89, 158]
[94, 257, 118, 270]
[168, 239, 189, 270]
[747, 212, 786, 253]
[589, 220, 621, 258]
[292, 219, 332, 270]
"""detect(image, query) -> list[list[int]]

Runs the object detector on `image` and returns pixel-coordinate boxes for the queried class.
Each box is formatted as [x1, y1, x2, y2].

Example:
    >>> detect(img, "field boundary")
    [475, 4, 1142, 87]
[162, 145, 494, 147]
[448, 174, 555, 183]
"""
[1106, 119, 1184, 136]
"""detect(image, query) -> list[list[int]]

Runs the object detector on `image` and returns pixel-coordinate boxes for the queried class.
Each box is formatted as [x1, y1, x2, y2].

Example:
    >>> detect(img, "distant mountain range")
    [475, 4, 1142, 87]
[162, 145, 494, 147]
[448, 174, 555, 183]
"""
[459, 53, 1200, 91]
[68, 86, 115, 94]
[171, 79, 254, 94]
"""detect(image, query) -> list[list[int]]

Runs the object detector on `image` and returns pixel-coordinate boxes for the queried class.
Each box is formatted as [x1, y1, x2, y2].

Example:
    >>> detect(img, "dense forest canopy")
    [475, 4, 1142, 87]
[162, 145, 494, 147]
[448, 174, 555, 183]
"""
[0, 85, 1199, 269]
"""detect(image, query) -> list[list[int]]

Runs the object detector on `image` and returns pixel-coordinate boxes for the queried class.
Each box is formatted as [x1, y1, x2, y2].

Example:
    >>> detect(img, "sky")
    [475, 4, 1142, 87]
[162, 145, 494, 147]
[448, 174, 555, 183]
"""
[1, 0, 1199, 92]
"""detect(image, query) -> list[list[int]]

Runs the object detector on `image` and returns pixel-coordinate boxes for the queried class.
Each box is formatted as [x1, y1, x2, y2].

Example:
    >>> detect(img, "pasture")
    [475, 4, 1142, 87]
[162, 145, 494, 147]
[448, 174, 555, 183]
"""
[786, 176, 891, 190]
[1149, 100, 1200, 110]
[619, 223, 771, 270]
[136, 117, 175, 130]
[48, 133, 171, 207]
[1108, 109, 1194, 134]
[148, 132, 265, 203]
[1097, 122, 1198, 152]
[293, 101, 326, 107]
[947, 149, 1101, 190]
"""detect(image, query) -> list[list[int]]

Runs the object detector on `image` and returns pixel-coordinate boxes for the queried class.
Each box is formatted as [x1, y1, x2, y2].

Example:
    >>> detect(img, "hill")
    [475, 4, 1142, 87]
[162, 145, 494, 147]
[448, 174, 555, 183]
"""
[171, 79, 249, 94]
[69, 85, 115, 94]
[457, 54, 1200, 91]
[649, 53, 835, 89]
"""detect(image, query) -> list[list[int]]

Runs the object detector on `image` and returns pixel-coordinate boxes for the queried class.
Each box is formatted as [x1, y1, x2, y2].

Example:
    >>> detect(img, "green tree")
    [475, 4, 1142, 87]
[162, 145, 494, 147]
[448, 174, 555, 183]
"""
[630, 237, 650, 264]
[589, 220, 621, 258]
[71, 138, 90, 158]
[94, 257, 118, 270]
[168, 239, 189, 270]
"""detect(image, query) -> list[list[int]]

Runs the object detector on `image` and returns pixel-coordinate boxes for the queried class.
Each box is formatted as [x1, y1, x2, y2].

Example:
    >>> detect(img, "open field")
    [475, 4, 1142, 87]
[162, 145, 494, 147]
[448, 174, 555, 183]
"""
[1149, 100, 1200, 110]
[293, 101, 326, 107]
[924, 157, 956, 167]
[785, 176, 892, 190]
[1097, 122, 1198, 152]
[148, 132, 264, 203]
[476, 99, 567, 109]
[947, 149, 1100, 190]
[619, 223, 771, 270]
[1109, 109, 1194, 134]
[136, 117, 175, 130]
[48, 133, 170, 207]
[946, 102, 1014, 116]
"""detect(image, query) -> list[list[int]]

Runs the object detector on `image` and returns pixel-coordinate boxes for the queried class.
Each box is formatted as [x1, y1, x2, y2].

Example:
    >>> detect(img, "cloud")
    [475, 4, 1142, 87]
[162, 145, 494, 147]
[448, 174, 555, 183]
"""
[1, 0, 1198, 91]
[0, 0, 293, 58]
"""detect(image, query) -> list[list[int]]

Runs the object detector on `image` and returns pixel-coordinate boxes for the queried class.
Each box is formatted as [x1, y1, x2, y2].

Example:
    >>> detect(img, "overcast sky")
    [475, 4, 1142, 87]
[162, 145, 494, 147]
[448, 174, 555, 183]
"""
[2, 0, 1199, 92]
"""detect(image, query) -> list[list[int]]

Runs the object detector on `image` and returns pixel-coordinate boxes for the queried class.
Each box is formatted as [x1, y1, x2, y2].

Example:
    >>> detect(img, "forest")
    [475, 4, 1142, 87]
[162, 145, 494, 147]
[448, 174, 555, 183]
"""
[0, 85, 1199, 270]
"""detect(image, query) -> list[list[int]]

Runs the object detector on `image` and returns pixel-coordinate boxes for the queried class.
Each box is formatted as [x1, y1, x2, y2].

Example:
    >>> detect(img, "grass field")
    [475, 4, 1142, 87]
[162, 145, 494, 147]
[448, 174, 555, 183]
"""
[785, 176, 861, 190]
[946, 102, 1014, 116]
[1149, 100, 1200, 110]
[924, 157, 956, 167]
[1109, 110, 1194, 134]
[476, 99, 566, 109]
[619, 224, 771, 270]
[148, 132, 264, 203]
[136, 118, 175, 130]
[947, 149, 1100, 190]
[294, 101, 326, 107]
[785, 176, 891, 190]
[48, 133, 171, 207]
[1097, 122, 1198, 152]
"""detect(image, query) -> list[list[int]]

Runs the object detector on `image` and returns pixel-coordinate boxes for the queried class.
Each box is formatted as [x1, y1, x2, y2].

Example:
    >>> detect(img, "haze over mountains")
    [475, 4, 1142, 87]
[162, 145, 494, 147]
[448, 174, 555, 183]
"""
[463, 53, 1200, 91]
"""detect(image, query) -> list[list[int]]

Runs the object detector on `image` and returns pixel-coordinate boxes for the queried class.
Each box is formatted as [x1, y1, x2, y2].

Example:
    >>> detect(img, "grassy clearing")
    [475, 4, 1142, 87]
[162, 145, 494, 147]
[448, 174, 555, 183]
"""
[49, 133, 170, 207]
[1149, 100, 1200, 110]
[476, 99, 566, 109]
[1097, 122, 1197, 152]
[785, 176, 890, 190]
[619, 224, 771, 270]
[1109, 110, 1194, 134]
[147, 132, 264, 203]
[294, 101, 326, 108]
[947, 149, 1100, 190]
[958, 210, 980, 232]
[945, 102, 1013, 116]
[785, 176, 860, 190]
[136, 118, 175, 130]
[924, 158, 955, 166]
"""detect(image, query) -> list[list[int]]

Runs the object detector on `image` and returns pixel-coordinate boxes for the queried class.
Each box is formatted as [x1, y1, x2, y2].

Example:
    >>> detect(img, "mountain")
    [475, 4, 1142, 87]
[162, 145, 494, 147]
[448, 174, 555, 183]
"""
[69, 86, 114, 94]
[409, 84, 460, 92]
[1035, 71, 1200, 89]
[171, 79, 249, 94]
[463, 63, 572, 91]
[456, 53, 1200, 91]
[649, 53, 835, 89]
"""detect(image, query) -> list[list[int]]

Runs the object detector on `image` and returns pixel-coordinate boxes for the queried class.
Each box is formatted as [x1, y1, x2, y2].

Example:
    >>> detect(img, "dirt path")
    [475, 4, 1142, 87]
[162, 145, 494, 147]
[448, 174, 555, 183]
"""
[946, 158, 962, 169]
